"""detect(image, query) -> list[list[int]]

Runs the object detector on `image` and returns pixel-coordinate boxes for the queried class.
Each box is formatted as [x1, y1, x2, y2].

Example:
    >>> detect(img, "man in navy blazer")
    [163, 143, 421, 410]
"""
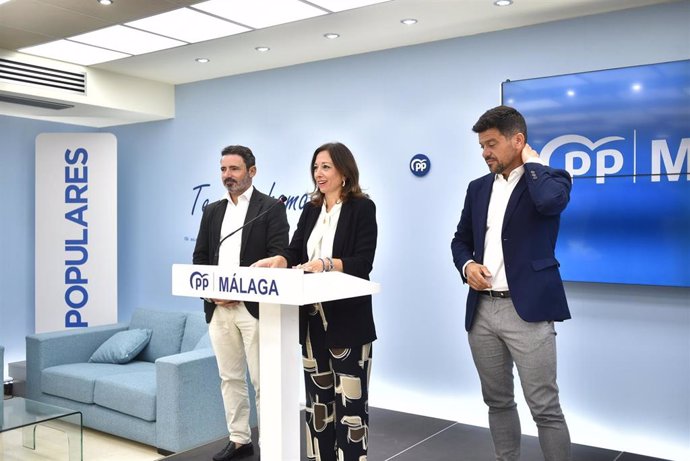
[451, 106, 572, 461]
[193, 145, 289, 461]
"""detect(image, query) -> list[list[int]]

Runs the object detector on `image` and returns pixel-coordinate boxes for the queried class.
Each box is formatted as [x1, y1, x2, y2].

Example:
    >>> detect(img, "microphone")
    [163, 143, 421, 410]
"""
[214, 195, 287, 263]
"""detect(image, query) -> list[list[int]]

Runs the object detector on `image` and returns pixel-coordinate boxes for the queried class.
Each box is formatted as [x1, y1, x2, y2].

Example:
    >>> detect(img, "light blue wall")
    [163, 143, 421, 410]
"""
[0, 117, 95, 376]
[1, 2, 688, 459]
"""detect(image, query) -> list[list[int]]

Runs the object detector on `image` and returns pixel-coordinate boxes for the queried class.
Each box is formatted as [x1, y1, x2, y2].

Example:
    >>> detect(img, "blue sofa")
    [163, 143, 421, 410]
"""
[26, 309, 228, 453]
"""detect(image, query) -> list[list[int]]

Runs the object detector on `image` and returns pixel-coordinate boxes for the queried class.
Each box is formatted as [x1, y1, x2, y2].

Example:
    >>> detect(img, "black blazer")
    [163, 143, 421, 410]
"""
[282, 196, 378, 348]
[193, 188, 289, 323]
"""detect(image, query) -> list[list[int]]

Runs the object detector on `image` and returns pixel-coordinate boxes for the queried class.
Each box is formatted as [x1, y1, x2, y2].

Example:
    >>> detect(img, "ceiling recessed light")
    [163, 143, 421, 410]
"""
[494, 0, 513, 6]
[401, 18, 417, 25]
[195, 58, 210, 63]
[97, 0, 113, 5]
[631, 83, 643, 92]
[324, 33, 340, 39]
[255, 46, 270, 52]
[567, 89, 576, 97]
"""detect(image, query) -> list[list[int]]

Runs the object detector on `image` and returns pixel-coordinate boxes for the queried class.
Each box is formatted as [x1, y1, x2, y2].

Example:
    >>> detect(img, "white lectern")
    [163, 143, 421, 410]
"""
[172, 264, 380, 461]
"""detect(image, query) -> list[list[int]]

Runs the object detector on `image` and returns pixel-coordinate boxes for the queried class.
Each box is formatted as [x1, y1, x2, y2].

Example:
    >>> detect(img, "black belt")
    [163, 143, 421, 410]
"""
[480, 290, 511, 298]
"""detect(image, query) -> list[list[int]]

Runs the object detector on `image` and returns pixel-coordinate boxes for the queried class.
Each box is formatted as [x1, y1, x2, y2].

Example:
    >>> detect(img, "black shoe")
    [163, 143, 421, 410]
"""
[212, 441, 254, 461]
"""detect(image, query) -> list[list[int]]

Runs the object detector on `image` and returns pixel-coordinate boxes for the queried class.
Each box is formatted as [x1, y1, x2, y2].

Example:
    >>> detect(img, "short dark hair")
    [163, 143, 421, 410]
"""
[472, 105, 528, 142]
[221, 145, 255, 168]
[310, 142, 367, 206]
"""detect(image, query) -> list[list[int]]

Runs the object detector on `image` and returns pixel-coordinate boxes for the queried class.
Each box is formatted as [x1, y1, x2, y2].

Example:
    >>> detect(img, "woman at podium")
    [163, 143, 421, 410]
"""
[253, 141, 377, 461]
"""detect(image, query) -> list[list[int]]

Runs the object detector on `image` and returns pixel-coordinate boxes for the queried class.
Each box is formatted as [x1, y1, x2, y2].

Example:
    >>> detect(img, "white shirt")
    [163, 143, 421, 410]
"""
[482, 166, 525, 291]
[218, 186, 254, 267]
[464, 158, 544, 291]
[307, 201, 342, 261]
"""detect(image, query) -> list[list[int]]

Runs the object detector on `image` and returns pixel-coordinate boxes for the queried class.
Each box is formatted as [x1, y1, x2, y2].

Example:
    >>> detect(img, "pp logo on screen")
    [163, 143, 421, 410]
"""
[410, 154, 431, 177]
[189, 271, 209, 290]
[540, 135, 626, 184]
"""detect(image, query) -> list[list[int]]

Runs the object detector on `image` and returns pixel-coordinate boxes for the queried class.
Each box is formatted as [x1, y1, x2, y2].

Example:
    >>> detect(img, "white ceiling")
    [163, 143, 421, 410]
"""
[0, 0, 677, 124]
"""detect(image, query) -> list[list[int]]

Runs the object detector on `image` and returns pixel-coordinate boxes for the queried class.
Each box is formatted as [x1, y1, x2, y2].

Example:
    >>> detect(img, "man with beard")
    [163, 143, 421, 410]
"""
[451, 106, 572, 461]
[193, 145, 289, 461]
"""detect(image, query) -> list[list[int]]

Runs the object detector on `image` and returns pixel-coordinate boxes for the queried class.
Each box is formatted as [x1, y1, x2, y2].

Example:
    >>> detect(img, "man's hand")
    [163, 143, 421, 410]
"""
[251, 255, 288, 268]
[465, 262, 493, 291]
[212, 299, 240, 307]
[521, 143, 540, 163]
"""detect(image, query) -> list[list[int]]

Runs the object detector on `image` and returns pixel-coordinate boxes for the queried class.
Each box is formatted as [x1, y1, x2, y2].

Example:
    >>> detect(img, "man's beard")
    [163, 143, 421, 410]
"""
[225, 178, 248, 193]
[488, 161, 505, 175]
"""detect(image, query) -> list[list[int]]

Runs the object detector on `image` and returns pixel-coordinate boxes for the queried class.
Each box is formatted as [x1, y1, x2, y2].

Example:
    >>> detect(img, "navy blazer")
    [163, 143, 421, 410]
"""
[451, 162, 572, 331]
[282, 196, 378, 348]
[193, 188, 289, 323]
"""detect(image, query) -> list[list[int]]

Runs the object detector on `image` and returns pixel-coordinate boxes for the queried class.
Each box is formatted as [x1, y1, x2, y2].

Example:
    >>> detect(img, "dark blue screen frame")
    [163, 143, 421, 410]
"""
[502, 60, 690, 287]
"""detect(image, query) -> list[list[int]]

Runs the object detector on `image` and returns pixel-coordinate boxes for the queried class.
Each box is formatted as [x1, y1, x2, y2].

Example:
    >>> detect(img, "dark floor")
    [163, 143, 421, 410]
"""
[162, 407, 670, 461]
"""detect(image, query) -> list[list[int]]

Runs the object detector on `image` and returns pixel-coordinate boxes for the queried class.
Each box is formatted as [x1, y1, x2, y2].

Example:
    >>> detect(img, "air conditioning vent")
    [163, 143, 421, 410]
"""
[0, 93, 74, 110]
[0, 58, 86, 94]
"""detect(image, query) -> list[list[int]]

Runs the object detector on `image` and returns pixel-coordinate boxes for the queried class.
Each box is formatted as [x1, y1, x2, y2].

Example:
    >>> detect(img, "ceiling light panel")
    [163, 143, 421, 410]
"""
[193, 0, 326, 29]
[19, 40, 130, 66]
[69, 25, 186, 55]
[308, 0, 390, 12]
[126, 8, 250, 43]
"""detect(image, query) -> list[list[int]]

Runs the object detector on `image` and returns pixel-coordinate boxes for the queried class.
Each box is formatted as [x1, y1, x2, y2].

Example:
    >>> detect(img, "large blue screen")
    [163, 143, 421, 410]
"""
[502, 60, 690, 287]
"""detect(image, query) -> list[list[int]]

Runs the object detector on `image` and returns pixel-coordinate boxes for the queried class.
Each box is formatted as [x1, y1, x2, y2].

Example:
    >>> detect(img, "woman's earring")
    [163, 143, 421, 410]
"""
[342, 178, 346, 187]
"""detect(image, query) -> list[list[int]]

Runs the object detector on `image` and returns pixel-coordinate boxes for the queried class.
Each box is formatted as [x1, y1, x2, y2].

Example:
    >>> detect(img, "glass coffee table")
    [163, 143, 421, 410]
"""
[1, 397, 82, 460]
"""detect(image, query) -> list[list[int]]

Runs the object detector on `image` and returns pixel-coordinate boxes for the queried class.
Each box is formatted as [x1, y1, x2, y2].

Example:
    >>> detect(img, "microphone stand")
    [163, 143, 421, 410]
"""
[213, 194, 287, 264]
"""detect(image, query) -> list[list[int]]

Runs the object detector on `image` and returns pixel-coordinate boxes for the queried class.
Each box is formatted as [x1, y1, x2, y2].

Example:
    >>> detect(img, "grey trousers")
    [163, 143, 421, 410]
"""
[468, 296, 571, 461]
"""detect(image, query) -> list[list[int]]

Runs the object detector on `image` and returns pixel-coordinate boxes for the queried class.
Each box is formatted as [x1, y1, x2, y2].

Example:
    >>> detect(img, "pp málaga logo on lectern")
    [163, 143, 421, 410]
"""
[190, 271, 210, 290]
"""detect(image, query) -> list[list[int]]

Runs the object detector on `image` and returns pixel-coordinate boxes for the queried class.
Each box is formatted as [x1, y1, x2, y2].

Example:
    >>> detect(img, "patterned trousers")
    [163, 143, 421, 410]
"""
[302, 303, 372, 461]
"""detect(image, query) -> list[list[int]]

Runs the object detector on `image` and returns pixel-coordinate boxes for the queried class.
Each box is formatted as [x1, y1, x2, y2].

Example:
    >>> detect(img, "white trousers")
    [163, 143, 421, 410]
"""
[209, 303, 260, 445]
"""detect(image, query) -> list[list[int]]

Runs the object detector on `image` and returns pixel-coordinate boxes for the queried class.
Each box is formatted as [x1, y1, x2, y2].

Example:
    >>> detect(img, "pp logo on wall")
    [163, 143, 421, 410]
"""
[410, 154, 431, 177]
[35, 133, 118, 333]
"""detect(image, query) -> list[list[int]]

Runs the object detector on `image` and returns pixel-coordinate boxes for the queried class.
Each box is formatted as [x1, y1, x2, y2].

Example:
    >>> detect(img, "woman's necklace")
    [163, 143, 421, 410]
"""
[323, 199, 342, 224]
